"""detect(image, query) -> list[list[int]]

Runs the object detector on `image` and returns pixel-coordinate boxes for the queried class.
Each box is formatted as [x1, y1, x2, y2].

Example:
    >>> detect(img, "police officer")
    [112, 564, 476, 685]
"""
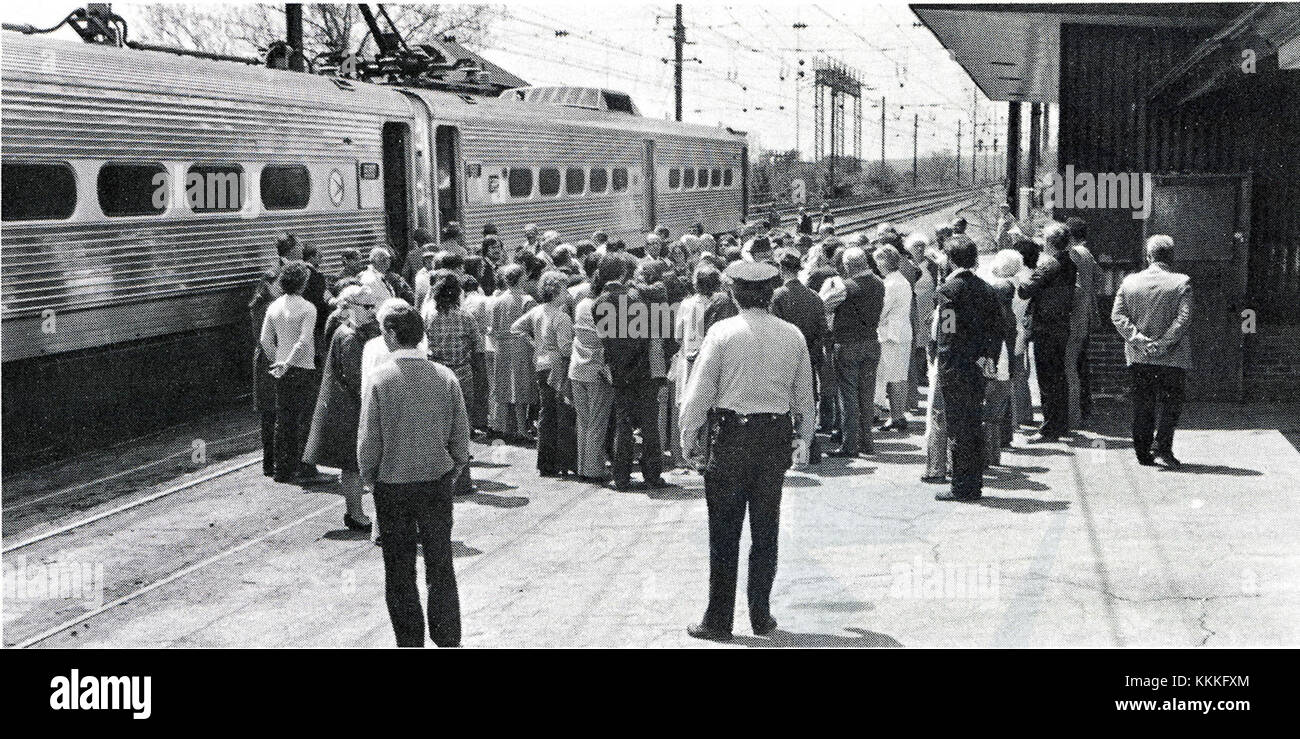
[679, 260, 816, 641]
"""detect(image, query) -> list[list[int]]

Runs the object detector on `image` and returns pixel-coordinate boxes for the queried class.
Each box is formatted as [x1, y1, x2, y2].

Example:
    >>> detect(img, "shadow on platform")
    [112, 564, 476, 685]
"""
[322, 528, 370, 541]
[733, 626, 902, 648]
[461, 487, 529, 508]
[983, 466, 1051, 492]
[453, 541, 483, 557]
[974, 495, 1069, 513]
[1158, 462, 1262, 476]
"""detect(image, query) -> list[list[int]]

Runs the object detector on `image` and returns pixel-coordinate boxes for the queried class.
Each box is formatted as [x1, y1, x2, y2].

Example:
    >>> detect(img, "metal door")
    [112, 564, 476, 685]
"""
[1142, 173, 1251, 401]
[642, 139, 656, 230]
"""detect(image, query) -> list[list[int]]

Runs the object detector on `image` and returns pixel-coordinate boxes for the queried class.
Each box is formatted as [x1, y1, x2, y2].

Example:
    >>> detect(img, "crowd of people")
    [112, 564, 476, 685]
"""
[248, 202, 1195, 645]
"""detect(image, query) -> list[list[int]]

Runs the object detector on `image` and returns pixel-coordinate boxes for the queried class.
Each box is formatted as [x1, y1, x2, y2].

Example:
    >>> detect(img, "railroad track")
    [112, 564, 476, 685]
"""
[829, 186, 983, 236]
[760, 185, 983, 238]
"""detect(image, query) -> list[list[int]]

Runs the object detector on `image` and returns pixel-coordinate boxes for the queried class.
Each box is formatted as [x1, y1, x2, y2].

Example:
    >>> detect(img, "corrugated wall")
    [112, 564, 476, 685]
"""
[1058, 22, 1300, 322]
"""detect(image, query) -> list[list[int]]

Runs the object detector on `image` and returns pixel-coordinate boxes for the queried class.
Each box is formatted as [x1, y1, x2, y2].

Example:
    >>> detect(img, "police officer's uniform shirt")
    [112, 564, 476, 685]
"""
[679, 308, 816, 451]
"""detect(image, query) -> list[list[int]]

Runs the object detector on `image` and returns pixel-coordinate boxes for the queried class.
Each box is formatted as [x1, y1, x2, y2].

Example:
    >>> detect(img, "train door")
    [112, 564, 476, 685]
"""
[740, 144, 749, 222]
[434, 125, 462, 240]
[382, 122, 412, 263]
[1142, 173, 1251, 401]
[642, 140, 656, 230]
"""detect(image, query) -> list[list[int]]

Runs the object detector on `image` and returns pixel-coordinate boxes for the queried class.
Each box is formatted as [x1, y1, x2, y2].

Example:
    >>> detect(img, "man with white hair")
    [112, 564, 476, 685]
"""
[1111, 235, 1192, 468]
[827, 246, 885, 457]
[360, 246, 414, 305]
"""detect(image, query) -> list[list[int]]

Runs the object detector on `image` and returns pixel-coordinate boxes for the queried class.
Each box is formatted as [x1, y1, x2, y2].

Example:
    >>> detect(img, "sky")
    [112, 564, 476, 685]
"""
[1, 1, 1004, 160]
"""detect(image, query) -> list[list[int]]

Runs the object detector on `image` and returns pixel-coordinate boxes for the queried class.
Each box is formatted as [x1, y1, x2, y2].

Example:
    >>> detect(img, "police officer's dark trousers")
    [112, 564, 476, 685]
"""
[702, 411, 793, 634]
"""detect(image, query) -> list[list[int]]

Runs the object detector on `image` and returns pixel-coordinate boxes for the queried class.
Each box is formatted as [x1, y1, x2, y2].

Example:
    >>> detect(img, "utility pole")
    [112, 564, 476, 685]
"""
[956, 119, 962, 186]
[912, 113, 919, 189]
[1006, 102, 1021, 206]
[286, 3, 304, 72]
[880, 96, 886, 172]
[793, 21, 805, 159]
[1028, 102, 1041, 200]
[673, 4, 684, 122]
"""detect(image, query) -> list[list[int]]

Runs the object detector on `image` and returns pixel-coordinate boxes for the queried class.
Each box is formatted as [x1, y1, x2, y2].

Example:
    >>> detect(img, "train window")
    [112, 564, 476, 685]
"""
[565, 167, 585, 195]
[589, 167, 607, 194]
[187, 164, 244, 213]
[261, 165, 311, 210]
[98, 162, 167, 217]
[508, 167, 533, 198]
[698, 168, 709, 189]
[683, 167, 695, 188]
[668, 168, 680, 189]
[2, 162, 76, 221]
[612, 167, 628, 192]
[539, 167, 561, 197]
[711, 168, 722, 187]
[724, 168, 734, 187]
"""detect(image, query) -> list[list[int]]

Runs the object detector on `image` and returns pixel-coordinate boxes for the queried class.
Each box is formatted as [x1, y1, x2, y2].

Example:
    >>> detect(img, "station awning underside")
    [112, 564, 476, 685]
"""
[1147, 3, 1300, 106]
[910, 3, 1241, 104]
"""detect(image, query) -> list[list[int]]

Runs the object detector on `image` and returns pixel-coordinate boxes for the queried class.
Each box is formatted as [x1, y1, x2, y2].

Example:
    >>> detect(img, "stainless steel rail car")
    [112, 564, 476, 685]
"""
[0, 32, 747, 461]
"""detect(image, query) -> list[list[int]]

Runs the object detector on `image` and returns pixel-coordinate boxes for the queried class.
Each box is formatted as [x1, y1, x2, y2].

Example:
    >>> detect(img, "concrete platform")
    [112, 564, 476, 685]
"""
[6, 394, 1298, 648]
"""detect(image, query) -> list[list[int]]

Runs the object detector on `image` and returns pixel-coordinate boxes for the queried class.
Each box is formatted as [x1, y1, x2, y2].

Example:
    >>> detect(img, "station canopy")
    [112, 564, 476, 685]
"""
[910, 3, 1243, 104]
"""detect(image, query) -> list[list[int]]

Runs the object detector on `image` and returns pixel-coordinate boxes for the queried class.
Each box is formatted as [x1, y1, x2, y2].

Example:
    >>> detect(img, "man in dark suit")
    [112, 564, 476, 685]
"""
[1018, 222, 1076, 441]
[598, 254, 671, 491]
[358, 301, 469, 647]
[300, 244, 331, 362]
[933, 234, 1004, 501]
[771, 247, 828, 460]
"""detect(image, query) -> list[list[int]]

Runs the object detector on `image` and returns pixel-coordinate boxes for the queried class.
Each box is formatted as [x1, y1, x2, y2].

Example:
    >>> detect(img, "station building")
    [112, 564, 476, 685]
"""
[914, 2, 1300, 402]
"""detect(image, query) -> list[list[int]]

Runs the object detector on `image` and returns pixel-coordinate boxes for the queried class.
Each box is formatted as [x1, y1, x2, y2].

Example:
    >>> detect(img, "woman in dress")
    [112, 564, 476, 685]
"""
[512, 271, 577, 476]
[874, 244, 914, 432]
[302, 284, 380, 531]
[485, 263, 537, 441]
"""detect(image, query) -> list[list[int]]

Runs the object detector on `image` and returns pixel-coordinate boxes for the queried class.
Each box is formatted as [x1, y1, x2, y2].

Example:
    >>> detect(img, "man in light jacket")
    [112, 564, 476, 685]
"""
[1111, 235, 1193, 469]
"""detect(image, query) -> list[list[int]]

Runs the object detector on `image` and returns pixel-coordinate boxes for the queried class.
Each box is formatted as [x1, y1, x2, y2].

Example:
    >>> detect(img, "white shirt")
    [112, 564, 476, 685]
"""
[361, 333, 428, 401]
[413, 267, 433, 310]
[259, 294, 317, 370]
[360, 266, 395, 303]
[679, 308, 816, 451]
[878, 271, 914, 346]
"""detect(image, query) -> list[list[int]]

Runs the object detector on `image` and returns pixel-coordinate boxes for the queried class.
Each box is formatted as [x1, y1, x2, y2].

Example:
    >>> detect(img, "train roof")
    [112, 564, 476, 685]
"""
[1, 31, 746, 145]
[399, 87, 746, 144]
[1, 31, 408, 116]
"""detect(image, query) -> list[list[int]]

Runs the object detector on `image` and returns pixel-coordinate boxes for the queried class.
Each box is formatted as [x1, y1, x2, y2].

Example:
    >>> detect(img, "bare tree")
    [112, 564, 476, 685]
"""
[124, 3, 501, 65]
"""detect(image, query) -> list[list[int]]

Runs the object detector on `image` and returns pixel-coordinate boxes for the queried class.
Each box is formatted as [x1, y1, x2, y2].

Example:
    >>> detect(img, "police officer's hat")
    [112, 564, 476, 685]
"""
[724, 260, 779, 283]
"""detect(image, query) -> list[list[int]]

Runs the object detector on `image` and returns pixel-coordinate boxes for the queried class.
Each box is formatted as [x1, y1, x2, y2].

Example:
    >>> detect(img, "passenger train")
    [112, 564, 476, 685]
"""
[0, 31, 748, 461]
